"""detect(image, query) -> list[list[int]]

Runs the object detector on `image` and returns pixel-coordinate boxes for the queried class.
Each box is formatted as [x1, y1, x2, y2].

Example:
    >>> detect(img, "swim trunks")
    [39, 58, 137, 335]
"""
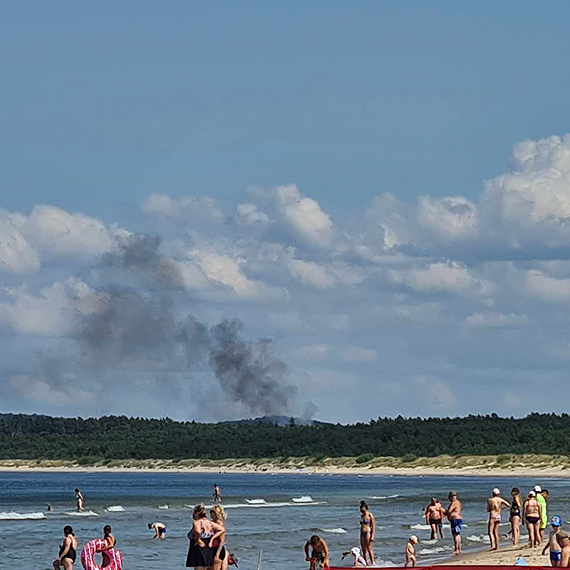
[490, 513, 501, 522]
[450, 519, 463, 535]
[429, 518, 442, 526]
[550, 551, 562, 562]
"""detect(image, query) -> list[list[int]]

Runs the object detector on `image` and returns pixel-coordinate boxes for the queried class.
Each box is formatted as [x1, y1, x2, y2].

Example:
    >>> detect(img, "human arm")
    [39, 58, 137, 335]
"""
[322, 540, 330, 567]
[370, 512, 376, 541]
[304, 541, 312, 561]
[501, 498, 510, 509]
[210, 521, 226, 546]
[58, 537, 70, 561]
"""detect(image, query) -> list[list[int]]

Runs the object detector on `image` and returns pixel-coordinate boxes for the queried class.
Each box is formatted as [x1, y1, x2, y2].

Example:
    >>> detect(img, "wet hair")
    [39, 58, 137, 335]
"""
[103, 525, 112, 535]
[64, 525, 74, 535]
[310, 535, 320, 545]
[193, 503, 207, 519]
[74, 488, 80, 493]
[360, 500, 368, 510]
[210, 505, 227, 522]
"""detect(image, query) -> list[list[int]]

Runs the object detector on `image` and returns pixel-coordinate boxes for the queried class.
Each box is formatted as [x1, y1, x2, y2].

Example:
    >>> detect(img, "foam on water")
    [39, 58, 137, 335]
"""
[0, 511, 45, 520]
[292, 495, 314, 503]
[245, 499, 266, 504]
[158, 505, 169, 510]
[106, 505, 125, 512]
[64, 510, 99, 517]
[371, 494, 400, 500]
[318, 527, 347, 534]
[466, 534, 491, 543]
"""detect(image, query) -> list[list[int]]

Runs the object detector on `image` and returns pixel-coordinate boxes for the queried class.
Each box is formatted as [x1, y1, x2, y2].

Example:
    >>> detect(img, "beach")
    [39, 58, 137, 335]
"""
[442, 543, 550, 566]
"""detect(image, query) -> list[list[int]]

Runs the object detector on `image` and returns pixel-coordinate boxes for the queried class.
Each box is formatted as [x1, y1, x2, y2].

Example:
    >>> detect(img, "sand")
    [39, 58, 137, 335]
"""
[440, 542, 551, 566]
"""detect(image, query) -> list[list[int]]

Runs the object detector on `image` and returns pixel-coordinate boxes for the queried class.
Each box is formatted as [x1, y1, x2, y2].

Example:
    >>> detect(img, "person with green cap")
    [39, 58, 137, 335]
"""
[534, 485, 547, 543]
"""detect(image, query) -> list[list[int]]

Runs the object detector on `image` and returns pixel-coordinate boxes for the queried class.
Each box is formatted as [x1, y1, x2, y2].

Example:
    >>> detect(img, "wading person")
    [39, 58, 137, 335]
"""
[404, 535, 418, 567]
[359, 500, 376, 565]
[524, 491, 542, 548]
[210, 505, 228, 570]
[304, 535, 329, 570]
[74, 488, 84, 512]
[53, 525, 77, 570]
[186, 503, 225, 569]
[425, 497, 444, 540]
[510, 488, 522, 546]
[148, 522, 166, 539]
[101, 525, 116, 568]
[487, 488, 510, 551]
[445, 491, 463, 555]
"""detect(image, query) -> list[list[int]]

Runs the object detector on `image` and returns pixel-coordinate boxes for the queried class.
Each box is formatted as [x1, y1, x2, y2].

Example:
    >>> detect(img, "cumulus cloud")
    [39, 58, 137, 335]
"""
[142, 193, 223, 222]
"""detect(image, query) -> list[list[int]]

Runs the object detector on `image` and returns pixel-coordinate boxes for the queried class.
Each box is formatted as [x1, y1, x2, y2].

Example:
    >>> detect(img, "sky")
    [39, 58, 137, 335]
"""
[2, 2, 570, 423]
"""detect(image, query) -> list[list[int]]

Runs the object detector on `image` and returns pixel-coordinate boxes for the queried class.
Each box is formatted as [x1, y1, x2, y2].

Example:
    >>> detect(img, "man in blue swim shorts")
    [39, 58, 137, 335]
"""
[445, 491, 463, 555]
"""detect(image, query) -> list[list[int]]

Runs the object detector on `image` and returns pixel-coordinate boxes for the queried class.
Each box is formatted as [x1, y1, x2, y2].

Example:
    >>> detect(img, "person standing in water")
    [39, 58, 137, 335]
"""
[535, 486, 548, 543]
[510, 487, 522, 546]
[304, 535, 329, 570]
[148, 522, 166, 539]
[210, 505, 228, 570]
[213, 484, 222, 503]
[359, 500, 376, 565]
[404, 535, 418, 567]
[524, 490, 542, 547]
[186, 503, 225, 569]
[100, 525, 116, 568]
[424, 497, 445, 540]
[445, 491, 463, 555]
[74, 489, 84, 512]
[487, 488, 510, 551]
[53, 525, 77, 570]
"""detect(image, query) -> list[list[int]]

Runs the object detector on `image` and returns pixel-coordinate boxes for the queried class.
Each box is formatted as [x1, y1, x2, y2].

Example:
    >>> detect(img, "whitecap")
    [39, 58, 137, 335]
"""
[158, 505, 169, 510]
[466, 534, 491, 543]
[106, 505, 125, 512]
[419, 546, 446, 555]
[245, 499, 266, 504]
[371, 494, 400, 500]
[319, 527, 347, 534]
[64, 510, 99, 517]
[0, 511, 45, 520]
[291, 495, 312, 503]
[410, 524, 431, 531]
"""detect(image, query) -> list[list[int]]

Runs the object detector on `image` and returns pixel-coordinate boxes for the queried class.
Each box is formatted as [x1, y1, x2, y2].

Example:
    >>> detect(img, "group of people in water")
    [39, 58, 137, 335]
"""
[305, 484, 570, 568]
[53, 524, 116, 570]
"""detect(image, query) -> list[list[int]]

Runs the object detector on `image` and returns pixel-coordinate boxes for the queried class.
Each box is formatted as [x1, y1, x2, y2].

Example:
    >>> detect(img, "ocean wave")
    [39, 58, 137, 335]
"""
[371, 494, 401, 500]
[158, 505, 169, 510]
[245, 499, 266, 504]
[372, 559, 396, 567]
[0, 511, 45, 520]
[318, 527, 347, 534]
[292, 496, 314, 503]
[198, 501, 325, 509]
[409, 524, 431, 531]
[466, 534, 491, 543]
[64, 510, 99, 517]
[419, 546, 447, 555]
[106, 506, 125, 512]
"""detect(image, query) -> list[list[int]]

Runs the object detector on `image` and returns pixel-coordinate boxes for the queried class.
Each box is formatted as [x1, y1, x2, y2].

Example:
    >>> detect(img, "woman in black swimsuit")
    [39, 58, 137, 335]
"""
[509, 487, 522, 546]
[186, 503, 225, 570]
[359, 500, 376, 566]
[101, 525, 116, 568]
[53, 525, 77, 570]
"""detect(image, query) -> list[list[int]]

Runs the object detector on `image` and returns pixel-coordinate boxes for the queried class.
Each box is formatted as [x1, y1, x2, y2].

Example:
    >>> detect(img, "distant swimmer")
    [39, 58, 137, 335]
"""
[404, 535, 418, 567]
[424, 497, 444, 540]
[304, 535, 329, 570]
[359, 500, 375, 565]
[148, 522, 166, 539]
[47, 504, 53, 512]
[445, 491, 463, 555]
[509, 488, 522, 546]
[213, 483, 222, 503]
[487, 488, 510, 551]
[542, 516, 562, 567]
[74, 488, 84, 512]
[524, 490, 542, 547]
[53, 525, 78, 570]
[341, 546, 367, 567]
[101, 525, 116, 568]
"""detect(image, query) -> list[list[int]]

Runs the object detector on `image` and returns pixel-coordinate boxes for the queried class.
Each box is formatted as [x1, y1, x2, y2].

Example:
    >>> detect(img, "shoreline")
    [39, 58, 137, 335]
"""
[438, 542, 550, 566]
[2, 455, 570, 477]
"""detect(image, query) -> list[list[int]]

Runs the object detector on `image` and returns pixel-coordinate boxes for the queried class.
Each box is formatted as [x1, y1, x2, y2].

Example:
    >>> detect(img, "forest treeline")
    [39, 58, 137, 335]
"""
[1, 413, 569, 461]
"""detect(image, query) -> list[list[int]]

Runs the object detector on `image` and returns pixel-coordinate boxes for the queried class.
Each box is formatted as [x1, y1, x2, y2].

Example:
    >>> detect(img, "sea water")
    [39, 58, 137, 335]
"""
[1, 471, 569, 569]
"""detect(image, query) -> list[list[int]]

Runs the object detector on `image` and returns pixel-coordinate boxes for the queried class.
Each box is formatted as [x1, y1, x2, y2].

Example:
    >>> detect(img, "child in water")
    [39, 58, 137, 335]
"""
[405, 535, 418, 567]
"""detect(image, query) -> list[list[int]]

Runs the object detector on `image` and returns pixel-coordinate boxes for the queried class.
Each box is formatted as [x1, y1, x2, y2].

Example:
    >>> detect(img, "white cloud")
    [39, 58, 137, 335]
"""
[276, 184, 334, 247]
[340, 346, 378, 362]
[419, 196, 478, 240]
[0, 215, 40, 274]
[235, 203, 270, 226]
[142, 193, 223, 222]
[465, 312, 530, 328]
[287, 258, 337, 289]
[525, 270, 570, 304]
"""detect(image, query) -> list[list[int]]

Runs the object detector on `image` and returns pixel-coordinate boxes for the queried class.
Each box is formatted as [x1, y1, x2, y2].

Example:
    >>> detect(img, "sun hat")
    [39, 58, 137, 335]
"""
[410, 535, 418, 543]
[493, 488, 501, 495]
[351, 547, 361, 556]
[529, 491, 536, 497]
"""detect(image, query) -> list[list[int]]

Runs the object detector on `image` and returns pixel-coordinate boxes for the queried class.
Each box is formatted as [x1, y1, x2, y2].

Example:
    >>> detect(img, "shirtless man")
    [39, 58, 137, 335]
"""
[445, 491, 463, 555]
[304, 535, 329, 570]
[148, 522, 166, 539]
[425, 498, 445, 540]
[555, 523, 570, 568]
[74, 489, 84, 513]
[487, 488, 510, 551]
[405, 535, 418, 567]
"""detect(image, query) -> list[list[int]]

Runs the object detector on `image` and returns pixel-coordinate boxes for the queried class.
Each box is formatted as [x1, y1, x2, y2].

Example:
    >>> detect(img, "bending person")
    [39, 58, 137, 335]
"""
[148, 522, 166, 539]
[53, 525, 78, 570]
[304, 535, 329, 570]
[359, 500, 375, 565]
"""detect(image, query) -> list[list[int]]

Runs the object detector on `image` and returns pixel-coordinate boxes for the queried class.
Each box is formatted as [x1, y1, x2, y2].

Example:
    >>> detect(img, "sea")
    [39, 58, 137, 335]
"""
[1, 471, 569, 569]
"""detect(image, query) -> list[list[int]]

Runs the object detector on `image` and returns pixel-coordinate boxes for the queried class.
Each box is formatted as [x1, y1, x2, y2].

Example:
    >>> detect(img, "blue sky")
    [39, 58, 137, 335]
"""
[2, 2, 570, 422]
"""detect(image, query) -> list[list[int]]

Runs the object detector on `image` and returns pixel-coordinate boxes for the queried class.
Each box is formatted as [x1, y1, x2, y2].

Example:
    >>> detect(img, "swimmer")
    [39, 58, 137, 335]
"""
[487, 488, 510, 550]
[424, 497, 445, 540]
[445, 491, 463, 555]
[359, 500, 375, 565]
[524, 491, 542, 547]
[542, 516, 562, 567]
[304, 535, 329, 570]
[74, 488, 84, 512]
[213, 483, 222, 503]
[53, 525, 77, 570]
[404, 535, 418, 567]
[101, 525, 116, 568]
[148, 522, 166, 539]
[210, 505, 228, 570]
[341, 546, 367, 567]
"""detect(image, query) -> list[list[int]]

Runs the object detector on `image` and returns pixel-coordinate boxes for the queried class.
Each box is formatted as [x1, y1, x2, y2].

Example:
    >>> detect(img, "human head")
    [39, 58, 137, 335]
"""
[430, 497, 437, 505]
[542, 488, 549, 498]
[193, 504, 207, 520]
[360, 500, 368, 512]
[552, 516, 562, 527]
[492, 488, 500, 496]
[210, 505, 227, 522]
[64, 525, 74, 536]
[448, 491, 457, 500]
[410, 535, 418, 544]
[74, 488, 80, 493]
[310, 535, 321, 546]
[534, 485, 542, 493]
[511, 487, 520, 497]
[103, 525, 112, 536]
[529, 491, 536, 498]
[148, 523, 153, 529]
